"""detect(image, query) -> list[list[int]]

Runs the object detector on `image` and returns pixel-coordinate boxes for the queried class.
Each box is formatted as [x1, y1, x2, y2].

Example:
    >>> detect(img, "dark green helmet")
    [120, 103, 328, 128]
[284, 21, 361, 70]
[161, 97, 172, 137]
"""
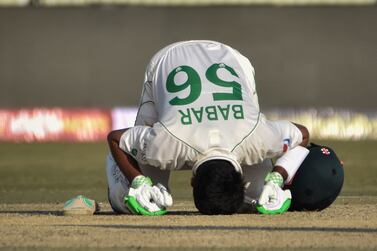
[287, 143, 344, 211]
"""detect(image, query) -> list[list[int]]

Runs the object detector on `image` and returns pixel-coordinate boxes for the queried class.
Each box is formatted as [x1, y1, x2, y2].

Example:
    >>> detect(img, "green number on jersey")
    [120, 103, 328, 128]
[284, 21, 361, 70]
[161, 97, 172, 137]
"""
[166, 64, 243, 106]
[206, 63, 243, 101]
[166, 66, 202, 106]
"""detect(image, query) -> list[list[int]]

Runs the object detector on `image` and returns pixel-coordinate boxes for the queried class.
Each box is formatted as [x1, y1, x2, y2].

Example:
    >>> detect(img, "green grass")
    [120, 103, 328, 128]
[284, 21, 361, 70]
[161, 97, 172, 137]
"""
[0, 140, 376, 204]
[319, 140, 377, 196]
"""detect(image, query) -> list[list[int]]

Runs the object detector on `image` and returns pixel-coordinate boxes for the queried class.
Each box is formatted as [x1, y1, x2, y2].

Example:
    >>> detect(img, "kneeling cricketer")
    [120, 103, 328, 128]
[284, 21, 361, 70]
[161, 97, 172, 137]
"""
[106, 40, 343, 215]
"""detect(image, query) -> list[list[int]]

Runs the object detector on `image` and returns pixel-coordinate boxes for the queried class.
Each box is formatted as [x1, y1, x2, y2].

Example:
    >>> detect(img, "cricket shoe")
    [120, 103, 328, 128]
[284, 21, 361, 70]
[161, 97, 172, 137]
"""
[63, 195, 100, 216]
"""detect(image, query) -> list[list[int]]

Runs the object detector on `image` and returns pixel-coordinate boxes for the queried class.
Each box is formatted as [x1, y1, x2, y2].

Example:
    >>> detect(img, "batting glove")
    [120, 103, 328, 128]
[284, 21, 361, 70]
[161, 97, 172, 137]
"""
[124, 175, 172, 216]
[151, 183, 173, 208]
[256, 172, 291, 215]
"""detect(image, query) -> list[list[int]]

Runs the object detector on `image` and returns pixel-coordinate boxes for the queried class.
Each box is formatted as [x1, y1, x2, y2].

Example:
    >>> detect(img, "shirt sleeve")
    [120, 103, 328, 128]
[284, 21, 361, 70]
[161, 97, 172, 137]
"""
[119, 124, 198, 170]
[263, 120, 303, 159]
[119, 126, 152, 165]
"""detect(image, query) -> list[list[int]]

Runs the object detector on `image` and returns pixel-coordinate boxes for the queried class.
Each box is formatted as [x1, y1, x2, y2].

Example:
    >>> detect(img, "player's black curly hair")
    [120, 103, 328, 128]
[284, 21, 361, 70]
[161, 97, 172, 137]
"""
[192, 160, 244, 215]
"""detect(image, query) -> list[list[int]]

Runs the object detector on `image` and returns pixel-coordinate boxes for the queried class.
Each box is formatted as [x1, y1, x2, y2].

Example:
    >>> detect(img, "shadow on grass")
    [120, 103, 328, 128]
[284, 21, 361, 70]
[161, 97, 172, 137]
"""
[167, 210, 199, 215]
[59, 224, 377, 233]
[0, 210, 63, 216]
[0, 210, 198, 216]
[96, 210, 199, 216]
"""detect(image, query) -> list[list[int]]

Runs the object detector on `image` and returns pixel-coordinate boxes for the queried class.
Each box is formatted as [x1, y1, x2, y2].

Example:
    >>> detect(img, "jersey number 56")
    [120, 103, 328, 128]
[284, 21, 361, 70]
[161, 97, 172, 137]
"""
[166, 63, 243, 106]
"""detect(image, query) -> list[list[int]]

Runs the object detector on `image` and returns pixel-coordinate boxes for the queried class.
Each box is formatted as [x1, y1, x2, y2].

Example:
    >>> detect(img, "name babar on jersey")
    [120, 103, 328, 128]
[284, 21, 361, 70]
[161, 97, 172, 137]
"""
[152, 41, 260, 153]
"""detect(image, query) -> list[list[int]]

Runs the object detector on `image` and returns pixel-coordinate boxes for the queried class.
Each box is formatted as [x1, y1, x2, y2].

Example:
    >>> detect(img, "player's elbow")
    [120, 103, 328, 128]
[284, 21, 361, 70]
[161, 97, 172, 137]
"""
[293, 123, 309, 147]
[107, 130, 121, 145]
[107, 128, 129, 145]
[107, 130, 116, 144]
[300, 126, 310, 147]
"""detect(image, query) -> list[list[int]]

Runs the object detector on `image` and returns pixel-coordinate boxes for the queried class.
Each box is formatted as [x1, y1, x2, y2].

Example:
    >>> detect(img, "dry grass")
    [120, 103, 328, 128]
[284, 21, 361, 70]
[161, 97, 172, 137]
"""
[1, 197, 377, 250]
[0, 141, 376, 250]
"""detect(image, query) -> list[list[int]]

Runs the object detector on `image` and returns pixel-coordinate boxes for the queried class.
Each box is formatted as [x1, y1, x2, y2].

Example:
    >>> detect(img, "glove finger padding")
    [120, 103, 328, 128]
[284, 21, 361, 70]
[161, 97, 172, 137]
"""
[257, 181, 292, 215]
[150, 186, 172, 208]
[135, 184, 163, 212]
[150, 186, 166, 208]
[125, 195, 167, 216]
[154, 183, 173, 207]
[258, 183, 274, 205]
[125, 175, 168, 216]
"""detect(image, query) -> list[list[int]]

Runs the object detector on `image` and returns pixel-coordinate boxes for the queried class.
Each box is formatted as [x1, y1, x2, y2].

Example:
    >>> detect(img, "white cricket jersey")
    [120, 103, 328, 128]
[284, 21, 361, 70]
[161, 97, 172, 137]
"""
[120, 41, 303, 170]
[153, 41, 260, 151]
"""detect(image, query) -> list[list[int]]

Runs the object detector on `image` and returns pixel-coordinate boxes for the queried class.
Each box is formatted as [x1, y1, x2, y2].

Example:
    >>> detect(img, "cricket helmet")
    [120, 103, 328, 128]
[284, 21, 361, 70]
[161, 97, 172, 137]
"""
[287, 143, 344, 211]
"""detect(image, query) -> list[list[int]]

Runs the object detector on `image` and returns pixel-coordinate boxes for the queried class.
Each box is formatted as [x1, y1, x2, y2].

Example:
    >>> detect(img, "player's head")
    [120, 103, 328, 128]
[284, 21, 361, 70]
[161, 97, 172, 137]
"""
[286, 143, 344, 211]
[191, 159, 244, 215]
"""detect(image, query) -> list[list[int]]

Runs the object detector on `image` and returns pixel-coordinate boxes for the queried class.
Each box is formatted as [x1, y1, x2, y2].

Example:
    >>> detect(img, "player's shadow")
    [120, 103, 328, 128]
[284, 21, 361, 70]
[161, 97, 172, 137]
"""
[95, 210, 199, 216]
[0, 210, 198, 216]
[167, 210, 199, 215]
[0, 210, 63, 216]
[57, 224, 377, 234]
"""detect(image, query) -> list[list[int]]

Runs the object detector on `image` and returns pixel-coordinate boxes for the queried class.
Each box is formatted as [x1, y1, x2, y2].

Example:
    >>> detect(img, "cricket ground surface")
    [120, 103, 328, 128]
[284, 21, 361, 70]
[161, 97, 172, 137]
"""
[1, 141, 376, 250]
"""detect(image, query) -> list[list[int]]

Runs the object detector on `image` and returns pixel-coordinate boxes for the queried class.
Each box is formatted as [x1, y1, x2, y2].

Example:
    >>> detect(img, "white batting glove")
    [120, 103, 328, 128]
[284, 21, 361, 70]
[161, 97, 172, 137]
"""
[130, 184, 162, 212]
[151, 183, 173, 208]
[125, 175, 167, 215]
[256, 172, 292, 215]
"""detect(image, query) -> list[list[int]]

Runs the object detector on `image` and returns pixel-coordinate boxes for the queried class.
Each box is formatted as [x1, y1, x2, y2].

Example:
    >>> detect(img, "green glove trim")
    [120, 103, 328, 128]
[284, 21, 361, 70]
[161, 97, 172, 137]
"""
[265, 172, 284, 188]
[124, 196, 167, 216]
[256, 198, 291, 215]
[131, 175, 153, 189]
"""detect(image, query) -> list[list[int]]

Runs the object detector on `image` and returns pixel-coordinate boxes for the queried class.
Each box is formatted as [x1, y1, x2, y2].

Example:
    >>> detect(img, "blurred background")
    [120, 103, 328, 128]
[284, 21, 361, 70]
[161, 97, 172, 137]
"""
[0, 0, 376, 203]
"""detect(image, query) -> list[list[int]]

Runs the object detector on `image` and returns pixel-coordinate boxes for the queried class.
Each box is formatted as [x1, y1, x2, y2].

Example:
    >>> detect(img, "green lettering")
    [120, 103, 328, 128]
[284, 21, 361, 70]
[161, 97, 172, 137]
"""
[206, 63, 243, 101]
[167, 66, 202, 106]
[179, 109, 192, 125]
[205, 106, 218, 121]
[217, 105, 230, 120]
[232, 105, 244, 119]
[191, 107, 204, 123]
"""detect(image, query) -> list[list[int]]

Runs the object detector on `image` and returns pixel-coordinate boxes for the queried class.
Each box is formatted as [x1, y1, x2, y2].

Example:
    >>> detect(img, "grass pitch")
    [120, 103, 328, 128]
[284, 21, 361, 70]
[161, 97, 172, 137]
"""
[1, 198, 377, 251]
[0, 140, 377, 250]
[0, 140, 376, 203]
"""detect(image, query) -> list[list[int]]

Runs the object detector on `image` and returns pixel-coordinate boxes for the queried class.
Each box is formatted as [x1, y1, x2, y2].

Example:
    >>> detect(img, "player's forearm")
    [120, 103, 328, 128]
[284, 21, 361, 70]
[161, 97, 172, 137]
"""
[273, 146, 310, 184]
[272, 124, 310, 183]
[293, 123, 310, 147]
[272, 165, 288, 181]
[107, 129, 142, 182]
